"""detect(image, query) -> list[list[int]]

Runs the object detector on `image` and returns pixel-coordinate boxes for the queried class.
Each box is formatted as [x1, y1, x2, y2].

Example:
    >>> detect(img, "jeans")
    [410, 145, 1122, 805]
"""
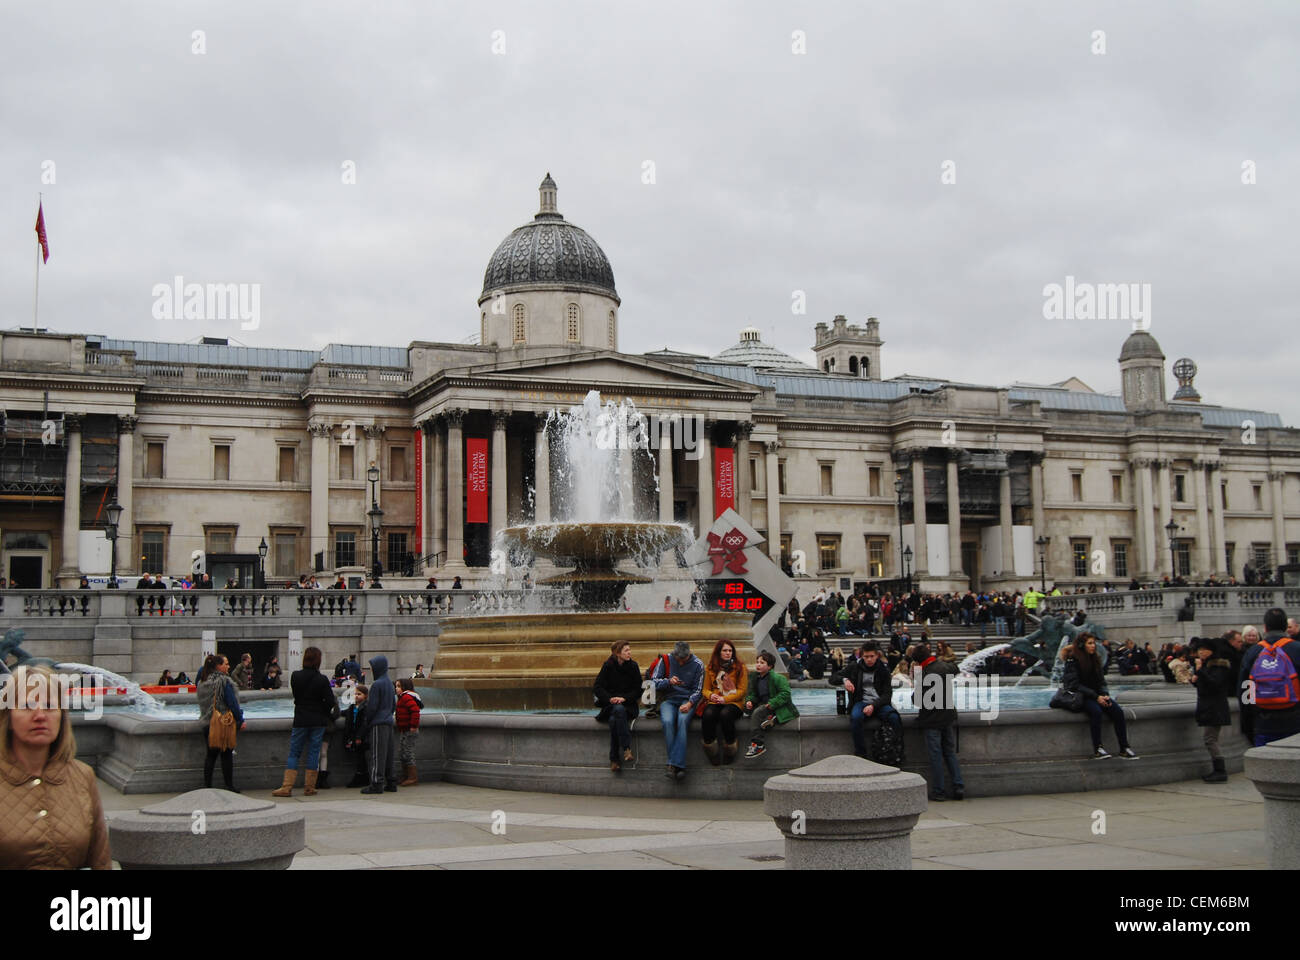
[1082, 698, 1130, 749]
[923, 726, 963, 794]
[608, 703, 633, 761]
[849, 701, 901, 758]
[286, 725, 325, 770]
[994, 618, 1008, 636]
[659, 700, 693, 768]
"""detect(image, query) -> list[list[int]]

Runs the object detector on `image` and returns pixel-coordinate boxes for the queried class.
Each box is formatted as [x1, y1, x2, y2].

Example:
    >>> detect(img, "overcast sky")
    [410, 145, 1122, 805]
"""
[4, 1, 1297, 425]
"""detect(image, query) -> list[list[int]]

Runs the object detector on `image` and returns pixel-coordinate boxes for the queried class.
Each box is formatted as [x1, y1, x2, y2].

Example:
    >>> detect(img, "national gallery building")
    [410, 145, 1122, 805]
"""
[2, 175, 1298, 593]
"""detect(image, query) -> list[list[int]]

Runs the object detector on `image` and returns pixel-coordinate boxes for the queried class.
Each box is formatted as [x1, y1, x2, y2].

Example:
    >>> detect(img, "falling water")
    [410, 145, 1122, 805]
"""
[546, 390, 657, 522]
[54, 662, 167, 714]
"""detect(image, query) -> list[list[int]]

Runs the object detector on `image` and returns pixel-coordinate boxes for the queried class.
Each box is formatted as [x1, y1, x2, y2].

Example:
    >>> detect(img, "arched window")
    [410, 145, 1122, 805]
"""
[848, 356, 858, 376]
[860, 356, 870, 379]
[608, 310, 616, 349]
[512, 304, 526, 344]
[823, 359, 831, 372]
[566, 303, 580, 342]
[481, 312, 487, 345]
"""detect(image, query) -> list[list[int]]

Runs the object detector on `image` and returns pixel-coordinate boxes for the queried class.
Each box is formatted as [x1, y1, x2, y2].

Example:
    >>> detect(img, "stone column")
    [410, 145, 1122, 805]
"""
[429, 418, 445, 563]
[763, 756, 928, 870]
[444, 409, 466, 570]
[1271, 471, 1288, 571]
[534, 415, 551, 524]
[945, 449, 963, 578]
[658, 427, 674, 523]
[1028, 452, 1046, 543]
[1209, 462, 1226, 578]
[697, 420, 714, 534]
[765, 441, 781, 563]
[910, 451, 928, 577]
[116, 416, 137, 580]
[308, 421, 332, 575]
[491, 411, 509, 538]
[1244, 732, 1300, 870]
[421, 416, 436, 556]
[1156, 459, 1172, 575]
[999, 469, 1015, 581]
[57, 415, 84, 587]
[1136, 458, 1157, 577]
[1194, 460, 1212, 578]
[736, 422, 753, 525]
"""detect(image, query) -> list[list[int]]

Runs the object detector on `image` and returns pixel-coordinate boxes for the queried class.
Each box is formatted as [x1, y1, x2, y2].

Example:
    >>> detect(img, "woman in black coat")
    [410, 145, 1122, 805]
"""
[1191, 637, 1233, 783]
[271, 646, 337, 797]
[594, 640, 642, 772]
[1062, 633, 1139, 760]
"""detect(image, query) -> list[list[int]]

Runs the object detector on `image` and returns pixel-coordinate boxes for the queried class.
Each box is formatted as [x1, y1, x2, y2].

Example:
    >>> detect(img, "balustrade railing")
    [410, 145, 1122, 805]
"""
[1041, 585, 1300, 621]
[0, 591, 101, 618]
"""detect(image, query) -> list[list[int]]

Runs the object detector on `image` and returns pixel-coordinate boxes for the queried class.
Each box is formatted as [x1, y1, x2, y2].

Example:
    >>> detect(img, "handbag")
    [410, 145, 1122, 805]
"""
[1049, 686, 1084, 712]
[208, 683, 238, 750]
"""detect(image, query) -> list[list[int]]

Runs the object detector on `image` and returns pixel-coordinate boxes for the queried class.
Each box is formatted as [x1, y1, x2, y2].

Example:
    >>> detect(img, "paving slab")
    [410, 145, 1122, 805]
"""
[928, 841, 1216, 871]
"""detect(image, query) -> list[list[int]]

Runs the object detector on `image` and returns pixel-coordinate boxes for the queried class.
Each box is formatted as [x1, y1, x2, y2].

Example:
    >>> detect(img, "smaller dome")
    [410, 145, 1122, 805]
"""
[712, 329, 815, 371]
[1118, 330, 1165, 363]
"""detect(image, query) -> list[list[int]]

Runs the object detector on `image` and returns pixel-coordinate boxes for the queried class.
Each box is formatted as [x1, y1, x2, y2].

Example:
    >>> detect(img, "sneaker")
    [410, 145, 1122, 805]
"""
[759, 714, 776, 731]
[1118, 747, 1140, 760]
[1091, 747, 1112, 760]
[928, 792, 947, 802]
[952, 787, 964, 800]
[664, 765, 677, 781]
[745, 742, 765, 759]
[674, 767, 687, 782]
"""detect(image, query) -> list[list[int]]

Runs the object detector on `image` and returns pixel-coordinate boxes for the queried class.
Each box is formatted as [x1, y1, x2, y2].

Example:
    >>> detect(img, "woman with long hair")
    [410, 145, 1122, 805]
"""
[272, 646, 336, 797]
[0, 665, 111, 868]
[1063, 633, 1139, 760]
[697, 639, 748, 765]
[196, 653, 246, 791]
[593, 640, 642, 772]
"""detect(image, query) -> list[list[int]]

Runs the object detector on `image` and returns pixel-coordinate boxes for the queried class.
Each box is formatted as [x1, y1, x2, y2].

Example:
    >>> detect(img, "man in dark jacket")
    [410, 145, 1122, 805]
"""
[843, 642, 899, 759]
[360, 654, 398, 793]
[912, 643, 963, 802]
[1238, 608, 1300, 747]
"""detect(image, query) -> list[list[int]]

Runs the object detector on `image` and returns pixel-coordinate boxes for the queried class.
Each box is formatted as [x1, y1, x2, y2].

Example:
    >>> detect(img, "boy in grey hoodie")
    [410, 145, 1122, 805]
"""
[360, 655, 398, 793]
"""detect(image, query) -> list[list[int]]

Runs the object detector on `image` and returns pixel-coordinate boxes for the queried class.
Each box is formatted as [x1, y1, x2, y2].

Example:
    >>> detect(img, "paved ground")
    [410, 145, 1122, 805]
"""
[98, 772, 1266, 870]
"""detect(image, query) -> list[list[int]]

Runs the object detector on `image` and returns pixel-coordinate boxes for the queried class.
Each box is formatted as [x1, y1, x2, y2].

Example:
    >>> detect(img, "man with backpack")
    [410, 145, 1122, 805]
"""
[843, 641, 903, 765]
[1239, 607, 1300, 747]
[913, 642, 963, 801]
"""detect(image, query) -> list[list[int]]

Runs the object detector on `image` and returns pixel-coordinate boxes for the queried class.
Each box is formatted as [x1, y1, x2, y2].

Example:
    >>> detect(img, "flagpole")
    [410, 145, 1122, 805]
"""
[33, 193, 41, 333]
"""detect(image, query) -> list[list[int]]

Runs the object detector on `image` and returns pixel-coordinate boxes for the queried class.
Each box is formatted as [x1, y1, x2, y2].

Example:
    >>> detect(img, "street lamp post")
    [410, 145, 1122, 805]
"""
[367, 463, 384, 583]
[903, 545, 913, 593]
[104, 499, 123, 588]
[257, 537, 268, 588]
[1035, 535, 1050, 594]
[894, 473, 905, 586]
[1165, 519, 1180, 580]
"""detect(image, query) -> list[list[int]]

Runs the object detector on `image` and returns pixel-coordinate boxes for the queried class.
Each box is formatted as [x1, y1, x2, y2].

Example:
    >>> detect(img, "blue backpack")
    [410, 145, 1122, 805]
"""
[1249, 639, 1300, 709]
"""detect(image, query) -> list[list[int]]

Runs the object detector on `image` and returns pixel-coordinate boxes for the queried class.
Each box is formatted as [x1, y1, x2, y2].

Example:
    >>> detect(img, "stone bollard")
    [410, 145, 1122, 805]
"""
[763, 755, 928, 870]
[1244, 731, 1300, 870]
[109, 788, 306, 870]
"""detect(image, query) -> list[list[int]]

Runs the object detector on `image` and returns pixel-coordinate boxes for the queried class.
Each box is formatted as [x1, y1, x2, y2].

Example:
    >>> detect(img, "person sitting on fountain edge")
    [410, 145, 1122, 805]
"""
[743, 651, 798, 759]
[843, 641, 902, 761]
[594, 640, 642, 772]
[652, 641, 703, 782]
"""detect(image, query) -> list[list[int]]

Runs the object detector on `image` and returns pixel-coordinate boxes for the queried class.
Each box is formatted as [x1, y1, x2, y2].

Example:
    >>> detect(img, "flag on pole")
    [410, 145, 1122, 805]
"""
[35, 203, 49, 263]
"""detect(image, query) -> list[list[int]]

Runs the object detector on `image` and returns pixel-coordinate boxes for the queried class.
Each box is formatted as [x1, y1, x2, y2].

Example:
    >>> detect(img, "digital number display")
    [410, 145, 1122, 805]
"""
[701, 579, 774, 624]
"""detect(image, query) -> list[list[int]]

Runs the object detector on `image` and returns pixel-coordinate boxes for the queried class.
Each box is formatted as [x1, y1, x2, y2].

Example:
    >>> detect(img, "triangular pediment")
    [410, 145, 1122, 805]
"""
[444, 350, 759, 395]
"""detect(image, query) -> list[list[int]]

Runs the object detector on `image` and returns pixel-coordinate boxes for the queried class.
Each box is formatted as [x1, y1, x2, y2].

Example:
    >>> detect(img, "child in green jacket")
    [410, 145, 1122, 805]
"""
[744, 652, 799, 759]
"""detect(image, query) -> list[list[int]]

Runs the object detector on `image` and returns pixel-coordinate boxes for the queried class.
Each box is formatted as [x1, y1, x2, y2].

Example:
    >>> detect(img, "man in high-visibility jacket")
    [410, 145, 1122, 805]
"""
[1023, 588, 1045, 613]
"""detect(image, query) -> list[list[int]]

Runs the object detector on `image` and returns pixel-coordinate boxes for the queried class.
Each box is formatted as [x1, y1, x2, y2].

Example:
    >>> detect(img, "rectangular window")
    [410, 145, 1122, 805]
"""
[1111, 474, 1123, 503]
[1221, 482, 1229, 510]
[1253, 543, 1271, 571]
[750, 459, 758, 493]
[1175, 541, 1191, 578]
[1072, 539, 1090, 577]
[780, 534, 792, 567]
[1225, 542, 1235, 576]
[778, 461, 787, 496]
[334, 531, 356, 568]
[141, 531, 165, 573]
[1253, 484, 1264, 511]
[820, 463, 833, 497]
[1174, 473, 1186, 503]
[213, 444, 230, 481]
[339, 445, 354, 481]
[1111, 540, 1129, 578]
[145, 442, 164, 479]
[387, 532, 409, 574]
[818, 534, 841, 571]
[867, 537, 887, 578]
[868, 466, 882, 498]
[389, 446, 407, 482]
[1071, 472, 1083, 502]
[1289, 544, 1300, 567]
[278, 447, 296, 482]
[206, 530, 234, 554]
[274, 533, 296, 579]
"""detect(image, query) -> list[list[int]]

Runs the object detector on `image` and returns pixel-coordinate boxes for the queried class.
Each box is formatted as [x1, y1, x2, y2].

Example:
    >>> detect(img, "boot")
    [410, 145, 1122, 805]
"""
[304, 770, 319, 796]
[271, 769, 298, 797]
[722, 741, 739, 765]
[316, 769, 331, 790]
[1202, 757, 1228, 783]
[399, 764, 418, 787]
[702, 740, 721, 766]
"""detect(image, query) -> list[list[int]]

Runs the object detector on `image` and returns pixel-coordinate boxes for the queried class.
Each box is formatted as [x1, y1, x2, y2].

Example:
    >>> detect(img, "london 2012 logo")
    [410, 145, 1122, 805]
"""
[706, 528, 748, 575]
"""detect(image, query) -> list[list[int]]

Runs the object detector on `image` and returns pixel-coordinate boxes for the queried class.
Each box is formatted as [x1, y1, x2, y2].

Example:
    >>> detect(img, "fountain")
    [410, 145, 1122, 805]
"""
[424, 391, 757, 711]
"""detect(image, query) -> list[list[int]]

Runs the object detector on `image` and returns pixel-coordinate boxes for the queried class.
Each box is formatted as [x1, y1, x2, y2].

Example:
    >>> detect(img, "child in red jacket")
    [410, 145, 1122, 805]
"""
[395, 678, 423, 787]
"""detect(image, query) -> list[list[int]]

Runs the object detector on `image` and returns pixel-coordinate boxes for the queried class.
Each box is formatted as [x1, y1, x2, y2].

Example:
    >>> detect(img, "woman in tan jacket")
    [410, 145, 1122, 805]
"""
[0, 665, 111, 869]
[697, 639, 749, 765]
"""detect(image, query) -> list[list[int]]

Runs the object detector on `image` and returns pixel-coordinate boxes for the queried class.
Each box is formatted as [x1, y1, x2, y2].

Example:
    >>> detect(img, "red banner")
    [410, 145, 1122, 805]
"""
[467, 437, 488, 524]
[714, 447, 735, 518]
[413, 428, 423, 549]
